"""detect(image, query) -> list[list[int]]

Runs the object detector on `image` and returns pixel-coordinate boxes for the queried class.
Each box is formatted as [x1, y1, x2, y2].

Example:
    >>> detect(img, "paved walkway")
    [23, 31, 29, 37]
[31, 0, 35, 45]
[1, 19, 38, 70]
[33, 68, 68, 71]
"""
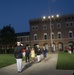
[0, 53, 74, 75]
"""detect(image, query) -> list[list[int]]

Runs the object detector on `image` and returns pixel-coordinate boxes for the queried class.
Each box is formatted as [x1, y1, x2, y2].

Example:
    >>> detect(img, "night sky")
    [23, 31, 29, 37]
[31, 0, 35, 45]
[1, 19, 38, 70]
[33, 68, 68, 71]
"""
[0, 0, 74, 33]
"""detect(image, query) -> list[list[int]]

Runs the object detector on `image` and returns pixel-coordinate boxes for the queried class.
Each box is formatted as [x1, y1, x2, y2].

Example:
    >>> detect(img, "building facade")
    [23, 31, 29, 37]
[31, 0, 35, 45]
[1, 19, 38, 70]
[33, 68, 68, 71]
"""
[17, 14, 74, 51]
[29, 14, 74, 51]
[16, 32, 30, 46]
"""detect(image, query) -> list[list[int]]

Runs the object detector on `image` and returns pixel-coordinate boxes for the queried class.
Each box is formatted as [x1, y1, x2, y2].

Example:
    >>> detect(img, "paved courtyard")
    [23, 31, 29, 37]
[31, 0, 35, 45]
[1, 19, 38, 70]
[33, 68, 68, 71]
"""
[0, 53, 74, 75]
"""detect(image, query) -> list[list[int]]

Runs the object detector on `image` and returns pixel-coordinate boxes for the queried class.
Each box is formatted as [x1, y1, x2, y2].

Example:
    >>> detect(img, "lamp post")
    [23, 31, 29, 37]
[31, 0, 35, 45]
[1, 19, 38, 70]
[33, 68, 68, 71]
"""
[48, 15, 59, 52]
[49, 16, 53, 52]
[43, 15, 59, 52]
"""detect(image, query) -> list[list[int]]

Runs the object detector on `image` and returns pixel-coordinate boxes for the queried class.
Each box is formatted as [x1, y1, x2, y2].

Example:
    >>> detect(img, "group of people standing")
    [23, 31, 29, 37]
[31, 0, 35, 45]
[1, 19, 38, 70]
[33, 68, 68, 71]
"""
[14, 42, 48, 73]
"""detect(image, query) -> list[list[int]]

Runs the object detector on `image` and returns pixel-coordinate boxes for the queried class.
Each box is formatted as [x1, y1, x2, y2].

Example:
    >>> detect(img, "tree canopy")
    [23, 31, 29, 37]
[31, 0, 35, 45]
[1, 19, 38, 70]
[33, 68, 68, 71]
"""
[0, 25, 16, 53]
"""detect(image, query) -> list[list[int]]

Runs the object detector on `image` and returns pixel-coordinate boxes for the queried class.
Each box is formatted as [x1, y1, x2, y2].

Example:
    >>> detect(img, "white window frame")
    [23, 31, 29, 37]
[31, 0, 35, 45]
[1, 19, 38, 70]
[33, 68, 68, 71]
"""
[66, 22, 70, 27]
[44, 33, 48, 40]
[33, 34, 38, 40]
[70, 22, 74, 27]
[57, 32, 62, 39]
[32, 26, 38, 31]
[68, 31, 73, 38]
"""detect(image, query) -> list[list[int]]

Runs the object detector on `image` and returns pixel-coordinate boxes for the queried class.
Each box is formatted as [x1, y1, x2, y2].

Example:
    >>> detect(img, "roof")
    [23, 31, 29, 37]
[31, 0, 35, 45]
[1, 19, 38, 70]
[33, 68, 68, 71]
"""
[16, 32, 30, 36]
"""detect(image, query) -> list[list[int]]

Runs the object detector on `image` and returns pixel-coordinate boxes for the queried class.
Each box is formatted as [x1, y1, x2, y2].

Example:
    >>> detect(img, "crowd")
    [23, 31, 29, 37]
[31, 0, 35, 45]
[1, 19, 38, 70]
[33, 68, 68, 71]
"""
[14, 42, 48, 73]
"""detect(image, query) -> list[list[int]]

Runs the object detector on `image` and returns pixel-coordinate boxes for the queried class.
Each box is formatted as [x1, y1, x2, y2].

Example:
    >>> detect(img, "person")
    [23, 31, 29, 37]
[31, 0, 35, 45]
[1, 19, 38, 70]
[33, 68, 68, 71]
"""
[68, 46, 72, 54]
[21, 48, 26, 57]
[25, 46, 30, 63]
[42, 46, 47, 61]
[36, 45, 42, 62]
[21, 44, 26, 57]
[14, 42, 25, 73]
[30, 47, 35, 62]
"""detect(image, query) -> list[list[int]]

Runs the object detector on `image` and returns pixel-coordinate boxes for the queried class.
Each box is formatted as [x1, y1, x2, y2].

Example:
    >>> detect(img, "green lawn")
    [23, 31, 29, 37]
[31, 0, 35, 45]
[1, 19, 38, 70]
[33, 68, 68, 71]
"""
[0, 54, 16, 68]
[56, 52, 74, 70]
[0, 54, 26, 68]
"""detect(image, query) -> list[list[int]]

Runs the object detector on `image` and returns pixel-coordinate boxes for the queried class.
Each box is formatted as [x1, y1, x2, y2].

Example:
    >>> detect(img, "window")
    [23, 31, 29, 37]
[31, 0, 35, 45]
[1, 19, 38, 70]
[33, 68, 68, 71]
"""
[68, 31, 73, 38]
[26, 37, 29, 41]
[66, 22, 69, 27]
[70, 22, 74, 27]
[35, 26, 38, 30]
[72, 17, 73, 20]
[65, 18, 67, 21]
[57, 32, 62, 39]
[43, 25, 47, 30]
[32, 26, 35, 31]
[70, 22, 73, 26]
[20, 38, 23, 41]
[66, 22, 74, 27]
[44, 33, 48, 40]
[57, 23, 61, 28]
[68, 17, 70, 20]
[32, 26, 38, 31]
[34, 34, 37, 40]
[52, 32, 54, 39]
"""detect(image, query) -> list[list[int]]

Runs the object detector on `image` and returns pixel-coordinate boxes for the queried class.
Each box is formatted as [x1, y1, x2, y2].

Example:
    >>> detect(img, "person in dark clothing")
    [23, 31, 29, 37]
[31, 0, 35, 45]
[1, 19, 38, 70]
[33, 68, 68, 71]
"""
[14, 42, 25, 73]
[25, 46, 30, 63]
[42, 46, 47, 61]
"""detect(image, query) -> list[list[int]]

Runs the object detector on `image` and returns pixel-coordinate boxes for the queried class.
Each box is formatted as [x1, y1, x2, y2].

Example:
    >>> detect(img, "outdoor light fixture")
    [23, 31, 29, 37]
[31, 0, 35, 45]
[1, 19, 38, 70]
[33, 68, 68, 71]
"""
[56, 14, 59, 17]
[43, 16, 46, 19]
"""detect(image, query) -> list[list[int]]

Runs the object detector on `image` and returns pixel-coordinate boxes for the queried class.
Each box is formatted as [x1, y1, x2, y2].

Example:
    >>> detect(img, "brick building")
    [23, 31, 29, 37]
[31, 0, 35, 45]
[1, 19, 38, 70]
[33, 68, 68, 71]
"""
[17, 14, 74, 51]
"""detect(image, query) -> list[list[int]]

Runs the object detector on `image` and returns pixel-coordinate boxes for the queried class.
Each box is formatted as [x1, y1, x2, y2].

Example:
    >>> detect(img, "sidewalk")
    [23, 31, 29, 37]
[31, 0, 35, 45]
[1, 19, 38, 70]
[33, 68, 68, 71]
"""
[0, 53, 74, 75]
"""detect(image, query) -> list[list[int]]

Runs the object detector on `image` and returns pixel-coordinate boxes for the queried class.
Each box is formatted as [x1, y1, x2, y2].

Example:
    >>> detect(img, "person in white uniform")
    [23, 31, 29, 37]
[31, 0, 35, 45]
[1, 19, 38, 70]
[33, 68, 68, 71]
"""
[36, 45, 42, 62]
[14, 42, 25, 73]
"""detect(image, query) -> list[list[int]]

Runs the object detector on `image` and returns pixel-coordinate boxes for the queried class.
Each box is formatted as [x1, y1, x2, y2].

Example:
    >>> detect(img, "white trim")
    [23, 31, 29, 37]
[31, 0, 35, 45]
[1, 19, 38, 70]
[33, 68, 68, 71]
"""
[43, 33, 48, 40]
[33, 34, 38, 40]
[57, 32, 62, 39]
[68, 30, 73, 38]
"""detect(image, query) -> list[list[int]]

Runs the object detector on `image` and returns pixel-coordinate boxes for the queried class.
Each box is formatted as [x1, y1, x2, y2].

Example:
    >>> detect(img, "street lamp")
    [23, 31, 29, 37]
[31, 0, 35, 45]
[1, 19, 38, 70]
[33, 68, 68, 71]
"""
[42, 15, 59, 52]
[49, 14, 59, 52]
[43, 16, 46, 19]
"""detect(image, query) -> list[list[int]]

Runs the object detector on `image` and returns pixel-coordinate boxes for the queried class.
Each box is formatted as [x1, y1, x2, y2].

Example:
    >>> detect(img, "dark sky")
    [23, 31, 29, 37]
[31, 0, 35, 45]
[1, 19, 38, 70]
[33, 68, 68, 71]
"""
[0, 0, 74, 33]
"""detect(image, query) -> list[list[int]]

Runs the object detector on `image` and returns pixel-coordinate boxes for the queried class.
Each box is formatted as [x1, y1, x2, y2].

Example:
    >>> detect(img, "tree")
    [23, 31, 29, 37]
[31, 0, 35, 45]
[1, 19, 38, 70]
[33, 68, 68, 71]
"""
[0, 25, 16, 53]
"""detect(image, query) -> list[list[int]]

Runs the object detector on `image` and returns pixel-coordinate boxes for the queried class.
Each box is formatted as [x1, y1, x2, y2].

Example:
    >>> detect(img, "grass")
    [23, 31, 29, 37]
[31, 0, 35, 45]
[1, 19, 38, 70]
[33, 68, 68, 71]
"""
[56, 52, 74, 70]
[0, 54, 16, 68]
[0, 54, 26, 68]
